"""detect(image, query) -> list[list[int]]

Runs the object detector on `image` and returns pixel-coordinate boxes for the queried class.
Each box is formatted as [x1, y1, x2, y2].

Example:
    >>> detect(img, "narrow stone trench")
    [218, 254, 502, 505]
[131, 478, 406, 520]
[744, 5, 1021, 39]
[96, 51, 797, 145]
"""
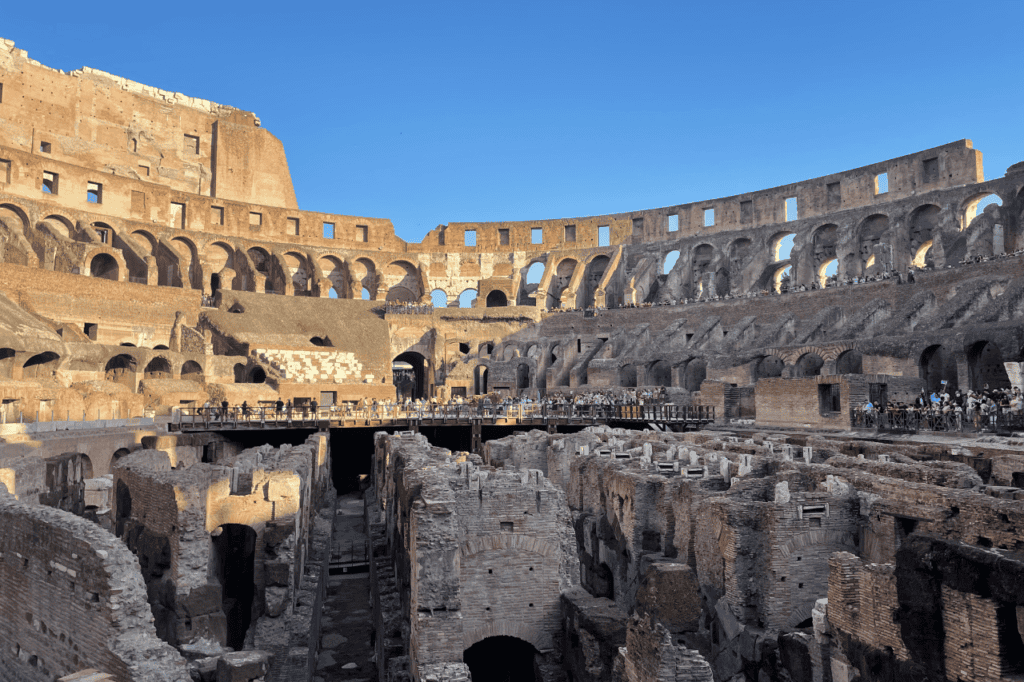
[314, 492, 374, 682]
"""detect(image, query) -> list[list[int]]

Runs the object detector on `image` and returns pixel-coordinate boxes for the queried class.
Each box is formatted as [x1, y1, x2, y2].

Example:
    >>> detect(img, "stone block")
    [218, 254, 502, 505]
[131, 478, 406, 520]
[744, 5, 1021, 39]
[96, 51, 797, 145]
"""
[216, 651, 271, 682]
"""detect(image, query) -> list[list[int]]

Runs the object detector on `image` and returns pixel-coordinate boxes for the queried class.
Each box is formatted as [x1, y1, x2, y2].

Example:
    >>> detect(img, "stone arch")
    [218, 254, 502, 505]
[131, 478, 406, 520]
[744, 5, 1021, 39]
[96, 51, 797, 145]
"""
[474, 364, 489, 395]
[462, 626, 545, 656]
[920, 344, 957, 393]
[180, 360, 203, 381]
[0, 202, 30, 233]
[549, 258, 578, 306]
[835, 349, 863, 374]
[384, 260, 421, 299]
[818, 258, 838, 287]
[756, 355, 785, 379]
[518, 260, 547, 305]
[283, 251, 310, 294]
[350, 257, 378, 299]
[318, 255, 346, 295]
[203, 241, 234, 274]
[772, 264, 792, 293]
[662, 250, 680, 275]
[728, 238, 752, 270]
[966, 340, 1011, 390]
[961, 192, 1003, 231]
[857, 214, 890, 270]
[794, 352, 824, 377]
[691, 244, 714, 296]
[144, 357, 172, 380]
[430, 288, 448, 307]
[170, 236, 201, 289]
[584, 255, 610, 306]
[516, 363, 530, 390]
[771, 231, 796, 261]
[811, 224, 838, 267]
[249, 367, 267, 383]
[22, 351, 60, 379]
[778, 530, 857, 628]
[683, 358, 707, 391]
[460, 534, 559, 558]
[485, 290, 508, 307]
[619, 363, 637, 388]
[130, 230, 158, 255]
[0, 348, 16, 379]
[105, 354, 137, 387]
[648, 360, 672, 387]
[386, 286, 417, 303]
[908, 204, 940, 268]
[89, 252, 119, 281]
[458, 288, 478, 308]
[42, 214, 75, 238]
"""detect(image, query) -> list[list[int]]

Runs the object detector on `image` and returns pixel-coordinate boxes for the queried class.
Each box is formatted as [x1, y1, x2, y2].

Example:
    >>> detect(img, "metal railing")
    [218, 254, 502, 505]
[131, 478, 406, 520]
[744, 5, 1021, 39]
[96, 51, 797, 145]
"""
[850, 408, 1024, 433]
[175, 403, 715, 429]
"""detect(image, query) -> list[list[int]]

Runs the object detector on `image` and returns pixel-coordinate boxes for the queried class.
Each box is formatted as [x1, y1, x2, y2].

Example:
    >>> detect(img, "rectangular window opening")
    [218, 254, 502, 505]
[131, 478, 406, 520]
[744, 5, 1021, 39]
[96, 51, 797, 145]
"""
[564, 224, 576, 242]
[500, 521, 514, 532]
[138, 164, 150, 177]
[465, 229, 476, 247]
[39, 141, 51, 154]
[356, 225, 368, 242]
[95, 228, 109, 245]
[184, 134, 200, 155]
[87, 181, 102, 204]
[0, 82, 4, 103]
[740, 200, 753, 224]
[785, 197, 797, 221]
[287, 217, 300, 235]
[42, 171, 58, 195]
[131, 190, 146, 215]
[170, 202, 186, 229]
[598, 225, 610, 247]
[818, 383, 841, 414]
[531, 227, 543, 244]
[668, 214, 679, 232]
[923, 157, 939, 184]
[0, 158, 11, 184]
[83, 323, 97, 341]
[322, 222, 335, 239]
[249, 212, 262, 227]
[874, 172, 888, 195]
[498, 228, 509, 246]
[826, 182, 841, 208]
[632, 217, 644, 235]
[319, 391, 336, 407]
[211, 206, 224, 226]
[703, 208, 715, 227]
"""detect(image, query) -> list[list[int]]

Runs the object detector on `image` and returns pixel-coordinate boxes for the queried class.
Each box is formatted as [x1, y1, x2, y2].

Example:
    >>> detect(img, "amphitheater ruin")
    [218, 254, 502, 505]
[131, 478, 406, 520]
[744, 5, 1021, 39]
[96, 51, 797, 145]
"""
[0, 36, 1023, 682]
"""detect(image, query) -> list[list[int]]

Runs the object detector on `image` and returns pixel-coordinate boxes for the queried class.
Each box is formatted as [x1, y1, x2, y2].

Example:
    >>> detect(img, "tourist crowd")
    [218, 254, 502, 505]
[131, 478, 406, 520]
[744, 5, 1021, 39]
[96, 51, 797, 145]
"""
[861, 385, 1024, 430]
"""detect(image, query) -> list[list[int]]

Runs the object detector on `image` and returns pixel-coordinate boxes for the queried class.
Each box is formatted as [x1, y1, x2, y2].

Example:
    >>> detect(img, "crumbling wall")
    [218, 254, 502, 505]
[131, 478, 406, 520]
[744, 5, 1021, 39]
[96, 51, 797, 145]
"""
[0, 490, 190, 682]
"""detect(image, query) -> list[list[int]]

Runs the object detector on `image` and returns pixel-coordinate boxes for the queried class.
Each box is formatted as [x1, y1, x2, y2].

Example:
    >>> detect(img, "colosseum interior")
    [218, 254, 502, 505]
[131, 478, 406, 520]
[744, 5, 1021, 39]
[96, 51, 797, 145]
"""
[0, 35, 1023, 682]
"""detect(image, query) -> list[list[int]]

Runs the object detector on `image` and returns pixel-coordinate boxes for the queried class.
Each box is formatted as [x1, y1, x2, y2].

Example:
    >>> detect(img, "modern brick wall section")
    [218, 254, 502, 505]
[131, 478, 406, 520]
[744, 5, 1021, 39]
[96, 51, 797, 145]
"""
[254, 347, 370, 384]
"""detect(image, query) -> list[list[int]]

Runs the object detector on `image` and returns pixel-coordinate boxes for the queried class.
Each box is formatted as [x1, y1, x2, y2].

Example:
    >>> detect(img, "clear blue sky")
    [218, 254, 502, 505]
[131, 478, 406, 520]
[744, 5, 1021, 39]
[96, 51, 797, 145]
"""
[4, 1, 1022, 242]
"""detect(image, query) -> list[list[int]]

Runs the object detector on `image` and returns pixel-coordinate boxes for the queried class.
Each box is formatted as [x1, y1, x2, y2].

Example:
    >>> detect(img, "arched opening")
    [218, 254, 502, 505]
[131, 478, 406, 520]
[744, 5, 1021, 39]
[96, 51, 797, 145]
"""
[912, 241, 934, 269]
[0, 348, 16, 378]
[962, 193, 1003, 230]
[431, 289, 448, 308]
[728, 238, 752, 275]
[22, 352, 60, 379]
[328, 287, 339, 299]
[233, 363, 247, 384]
[112, 448, 131, 464]
[920, 344, 957, 393]
[619, 364, 637, 388]
[154, 345, 169, 350]
[247, 247, 271, 284]
[211, 524, 257, 651]
[393, 351, 426, 400]
[310, 336, 331, 347]
[663, 250, 680, 275]
[649, 360, 672, 386]
[773, 265, 792, 293]
[459, 289, 478, 308]
[486, 290, 508, 307]
[772, 232, 796, 261]
[835, 350, 863, 375]
[690, 245, 714, 297]
[756, 355, 784, 379]
[517, 363, 530, 390]
[463, 636, 538, 682]
[584, 256, 610, 306]
[90, 253, 119, 280]
[475, 365, 489, 395]
[144, 357, 172, 380]
[908, 204, 940, 268]
[818, 259, 838, 287]
[858, 214, 890, 272]
[318, 255, 346, 298]
[105, 354, 137, 387]
[967, 341, 1011, 391]
[385, 286, 417, 303]
[180, 360, 203, 381]
[794, 353, 824, 377]
[249, 367, 267, 384]
[210, 272, 221, 295]
[384, 260, 421, 301]
[683, 359, 707, 391]
[284, 252, 309, 294]
[351, 258, 377, 299]
[361, 287, 371, 300]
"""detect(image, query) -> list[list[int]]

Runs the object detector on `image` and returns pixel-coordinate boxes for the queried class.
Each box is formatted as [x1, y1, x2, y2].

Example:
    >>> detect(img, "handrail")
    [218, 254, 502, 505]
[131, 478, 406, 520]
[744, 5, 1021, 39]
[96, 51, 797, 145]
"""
[849, 408, 1024, 432]
[174, 403, 715, 429]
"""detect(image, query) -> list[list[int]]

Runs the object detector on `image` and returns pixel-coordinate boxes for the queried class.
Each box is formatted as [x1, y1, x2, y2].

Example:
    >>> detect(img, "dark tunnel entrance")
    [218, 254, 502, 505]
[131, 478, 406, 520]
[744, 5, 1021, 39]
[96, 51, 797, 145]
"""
[213, 524, 257, 650]
[464, 635, 539, 682]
